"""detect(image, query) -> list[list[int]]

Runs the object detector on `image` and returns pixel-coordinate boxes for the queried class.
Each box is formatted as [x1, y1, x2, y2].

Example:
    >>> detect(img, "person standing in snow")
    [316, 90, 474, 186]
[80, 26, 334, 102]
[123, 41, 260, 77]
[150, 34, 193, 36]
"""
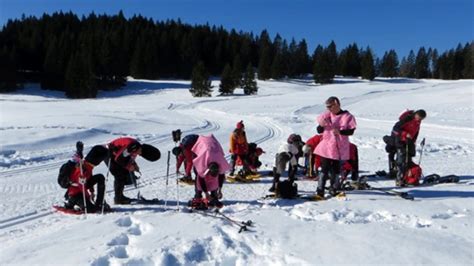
[269, 134, 304, 192]
[106, 137, 161, 204]
[303, 134, 359, 181]
[172, 134, 199, 183]
[314, 96, 357, 198]
[189, 134, 230, 209]
[384, 109, 426, 186]
[229, 120, 250, 176]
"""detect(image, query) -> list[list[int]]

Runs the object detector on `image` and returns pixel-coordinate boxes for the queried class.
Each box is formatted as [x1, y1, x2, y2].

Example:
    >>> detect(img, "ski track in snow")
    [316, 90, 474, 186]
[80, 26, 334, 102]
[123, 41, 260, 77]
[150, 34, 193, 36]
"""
[0, 95, 283, 234]
[1, 78, 473, 265]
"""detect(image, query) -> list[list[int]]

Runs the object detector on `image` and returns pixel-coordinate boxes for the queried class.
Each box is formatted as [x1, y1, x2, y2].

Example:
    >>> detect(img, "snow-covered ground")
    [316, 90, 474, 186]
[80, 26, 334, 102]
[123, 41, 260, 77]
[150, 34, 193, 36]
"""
[0, 77, 473, 265]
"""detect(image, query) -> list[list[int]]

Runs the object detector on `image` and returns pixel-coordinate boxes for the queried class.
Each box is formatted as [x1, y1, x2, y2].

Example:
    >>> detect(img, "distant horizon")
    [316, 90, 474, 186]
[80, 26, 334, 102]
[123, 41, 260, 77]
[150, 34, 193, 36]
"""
[1, 0, 472, 58]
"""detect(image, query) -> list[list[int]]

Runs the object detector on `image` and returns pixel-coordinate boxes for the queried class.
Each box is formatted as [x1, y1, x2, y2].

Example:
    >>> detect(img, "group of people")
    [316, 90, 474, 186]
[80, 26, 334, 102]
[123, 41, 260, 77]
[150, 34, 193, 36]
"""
[269, 96, 426, 199]
[58, 96, 426, 211]
[58, 137, 161, 212]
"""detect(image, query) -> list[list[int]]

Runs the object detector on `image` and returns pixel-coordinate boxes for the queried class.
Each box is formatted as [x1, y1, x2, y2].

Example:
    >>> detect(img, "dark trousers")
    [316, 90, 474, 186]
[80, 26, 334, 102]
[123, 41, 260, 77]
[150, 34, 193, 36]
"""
[67, 174, 105, 211]
[317, 157, 341, 195]
[106, 157, 132, 199]
[230, 154, 249, 174]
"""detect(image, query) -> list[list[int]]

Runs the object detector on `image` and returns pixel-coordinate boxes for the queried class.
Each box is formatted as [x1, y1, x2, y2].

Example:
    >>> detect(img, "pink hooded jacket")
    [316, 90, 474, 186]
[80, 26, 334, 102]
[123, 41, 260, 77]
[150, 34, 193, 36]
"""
[192, 135, 230, 192]
[314, 110, 357, 160]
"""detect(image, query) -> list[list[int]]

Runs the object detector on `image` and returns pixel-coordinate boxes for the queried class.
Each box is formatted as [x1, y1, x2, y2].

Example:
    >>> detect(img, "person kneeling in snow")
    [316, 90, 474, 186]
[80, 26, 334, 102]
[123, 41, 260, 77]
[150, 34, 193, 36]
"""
[189, 135, 230, 209]
[246, 142, 265, 174]
[59, 145, 111, 212]
[269, 134, 304, 193]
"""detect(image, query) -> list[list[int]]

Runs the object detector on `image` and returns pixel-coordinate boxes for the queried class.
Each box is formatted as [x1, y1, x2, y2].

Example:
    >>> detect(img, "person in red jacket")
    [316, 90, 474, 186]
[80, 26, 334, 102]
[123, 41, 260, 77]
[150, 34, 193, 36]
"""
[384, 109, 427, 186]
[107, 137, 161, 204]
[62, 145, 111, 212]
[302, 134, 323, 177]
[172, 134, 199, 183]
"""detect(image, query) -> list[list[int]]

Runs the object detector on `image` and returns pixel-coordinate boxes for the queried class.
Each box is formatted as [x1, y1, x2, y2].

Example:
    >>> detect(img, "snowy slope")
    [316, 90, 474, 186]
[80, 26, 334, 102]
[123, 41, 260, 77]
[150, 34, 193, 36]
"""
[0, 77, 473, 265]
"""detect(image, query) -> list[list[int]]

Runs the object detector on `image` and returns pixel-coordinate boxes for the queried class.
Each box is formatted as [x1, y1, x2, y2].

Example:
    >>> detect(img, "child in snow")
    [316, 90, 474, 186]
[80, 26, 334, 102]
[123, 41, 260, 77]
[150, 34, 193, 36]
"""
[172, 134, 199, 183]
[269, 134, 304, 192]
[106, 137, 161, 204]
[384, 109, 426, 186]
[229, 120, 250, 176]
[190, 135, 230, 209]
[246, 142, 265, 174]
[314, 96, 357, 198]
[60, 145, 111, 212]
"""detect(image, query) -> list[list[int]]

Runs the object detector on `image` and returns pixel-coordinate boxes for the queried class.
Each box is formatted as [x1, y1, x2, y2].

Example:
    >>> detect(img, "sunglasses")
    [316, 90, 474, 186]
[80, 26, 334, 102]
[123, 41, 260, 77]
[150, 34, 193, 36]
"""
[326, 104, 334, 109]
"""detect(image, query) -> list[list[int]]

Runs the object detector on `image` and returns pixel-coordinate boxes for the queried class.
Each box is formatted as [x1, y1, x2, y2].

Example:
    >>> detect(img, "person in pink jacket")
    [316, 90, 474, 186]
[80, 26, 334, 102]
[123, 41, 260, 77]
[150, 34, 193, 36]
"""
[314, 96, 357, 198]
[189, 134, 230, 209]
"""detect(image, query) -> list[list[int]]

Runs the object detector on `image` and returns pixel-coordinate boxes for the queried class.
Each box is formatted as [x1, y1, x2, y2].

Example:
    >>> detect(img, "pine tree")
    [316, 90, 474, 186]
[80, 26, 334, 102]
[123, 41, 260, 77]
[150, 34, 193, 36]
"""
[399, 57, 409, 77]
[42, 36, 65, 90]
[361, 47, 376, 80]
[380, 50, 399, 77]
[190, 61, 212, 97]
[453, 43, 465, 79]
[462, 42, 474, 79]
[243, 63, 258, 95]
[271, 51, 285, 79]
[313, 45, 333, 84]
[326, 41, 338, 78]
[64, 50, 97, 98]
[0, 45, 21, 92]
[257, 30, 272, 80]
[219, 64, 234, 95]
[340, 43, 361, 77]
[431, 48, 440, 78]
[405, 50, 416, 78]
[231, 55, 243, 88]
[415, 47, 430, 78]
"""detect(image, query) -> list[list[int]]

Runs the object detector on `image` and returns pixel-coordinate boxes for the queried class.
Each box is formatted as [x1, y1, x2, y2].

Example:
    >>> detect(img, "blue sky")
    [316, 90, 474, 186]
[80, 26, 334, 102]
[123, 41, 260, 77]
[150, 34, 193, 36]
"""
[1, 0, 472, 58]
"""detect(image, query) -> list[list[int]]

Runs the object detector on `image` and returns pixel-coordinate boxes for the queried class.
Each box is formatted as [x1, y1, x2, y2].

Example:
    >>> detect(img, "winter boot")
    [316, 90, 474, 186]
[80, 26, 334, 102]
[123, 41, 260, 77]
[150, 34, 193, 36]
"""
[269, 173, 281, 192]
[316, 188, 325, 198]
[395, 171, 406, 187]
[114, 181, 131, 204]
[209, 192, 224, 209]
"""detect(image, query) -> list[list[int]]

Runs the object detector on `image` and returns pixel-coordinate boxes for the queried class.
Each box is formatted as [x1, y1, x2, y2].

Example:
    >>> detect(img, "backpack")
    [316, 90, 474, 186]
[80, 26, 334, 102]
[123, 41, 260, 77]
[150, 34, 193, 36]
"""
[277, 180, 298, 199]
[58, 160, 75, 188]
[404, 162, 422, 185]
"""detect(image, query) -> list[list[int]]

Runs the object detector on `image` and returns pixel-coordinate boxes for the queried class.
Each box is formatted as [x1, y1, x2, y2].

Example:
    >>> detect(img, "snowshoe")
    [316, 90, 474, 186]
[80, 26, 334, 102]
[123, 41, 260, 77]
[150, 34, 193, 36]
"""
[178, 176, 195, 185]
[53, 205, 84, 215]
[188, 198, 209, 210]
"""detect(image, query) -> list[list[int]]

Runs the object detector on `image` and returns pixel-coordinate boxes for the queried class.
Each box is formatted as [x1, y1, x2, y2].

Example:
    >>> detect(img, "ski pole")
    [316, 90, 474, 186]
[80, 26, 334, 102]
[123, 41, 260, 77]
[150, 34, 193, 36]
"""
[334, 132, 344, 189]
[164, 150, 170, 207]
[101, 155, 111, 214]
[418, 138, 426, 165]
[76, 142, 87, 216]
[176, 172, 180, 211]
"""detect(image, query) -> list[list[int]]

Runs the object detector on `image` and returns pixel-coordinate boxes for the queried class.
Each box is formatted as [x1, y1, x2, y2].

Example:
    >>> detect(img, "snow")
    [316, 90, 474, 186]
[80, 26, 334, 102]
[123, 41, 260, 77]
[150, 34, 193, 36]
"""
[0, 77, 473, 265]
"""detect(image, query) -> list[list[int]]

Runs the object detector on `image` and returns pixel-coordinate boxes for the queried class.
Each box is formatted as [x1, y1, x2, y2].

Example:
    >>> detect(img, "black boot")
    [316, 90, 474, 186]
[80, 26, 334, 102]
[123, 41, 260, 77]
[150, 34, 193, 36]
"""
[114, 180, 131, 204]
[269, 173, 281, 192]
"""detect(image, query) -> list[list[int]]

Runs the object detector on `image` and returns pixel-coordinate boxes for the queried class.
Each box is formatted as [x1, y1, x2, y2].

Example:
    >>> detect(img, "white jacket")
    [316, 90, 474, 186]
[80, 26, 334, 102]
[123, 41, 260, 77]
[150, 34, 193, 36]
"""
[277, 142, 299, 166]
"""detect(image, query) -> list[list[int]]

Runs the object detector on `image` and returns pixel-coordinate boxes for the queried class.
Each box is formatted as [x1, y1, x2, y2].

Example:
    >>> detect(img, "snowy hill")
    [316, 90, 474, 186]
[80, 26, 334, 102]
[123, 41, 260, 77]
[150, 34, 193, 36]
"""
[0, 77, 473, 265]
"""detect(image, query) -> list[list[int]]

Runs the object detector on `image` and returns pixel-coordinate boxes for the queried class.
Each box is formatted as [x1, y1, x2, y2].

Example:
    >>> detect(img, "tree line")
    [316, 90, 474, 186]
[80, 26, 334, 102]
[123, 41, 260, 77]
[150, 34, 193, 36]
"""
[0, 12, 472, 98]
